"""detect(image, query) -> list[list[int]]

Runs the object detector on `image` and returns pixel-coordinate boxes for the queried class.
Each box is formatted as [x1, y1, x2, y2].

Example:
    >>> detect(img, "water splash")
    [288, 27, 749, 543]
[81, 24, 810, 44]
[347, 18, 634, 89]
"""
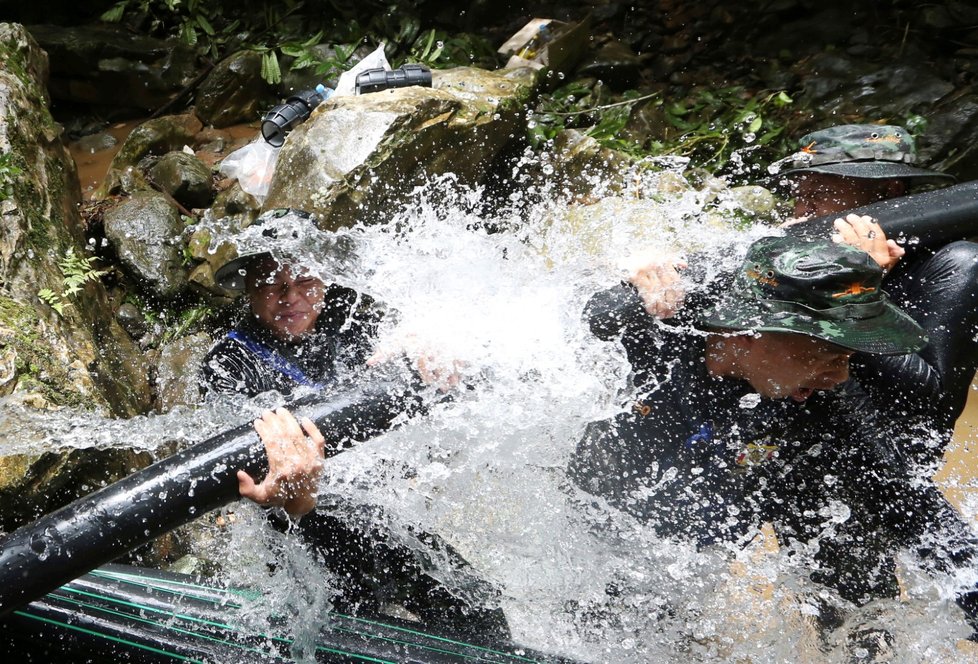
[5, 161, 976, 662]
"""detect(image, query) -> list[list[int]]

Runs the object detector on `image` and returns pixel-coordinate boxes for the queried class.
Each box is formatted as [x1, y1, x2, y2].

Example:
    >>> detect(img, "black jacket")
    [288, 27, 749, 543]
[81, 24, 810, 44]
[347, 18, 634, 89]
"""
[200, 286, 381, 398]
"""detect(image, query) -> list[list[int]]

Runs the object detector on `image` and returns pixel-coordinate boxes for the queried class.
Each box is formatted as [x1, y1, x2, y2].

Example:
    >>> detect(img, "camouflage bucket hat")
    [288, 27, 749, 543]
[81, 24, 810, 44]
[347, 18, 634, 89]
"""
[699, 236, 927, 355]
[214, 208, 319, 291]
[771, 124, 955, 185]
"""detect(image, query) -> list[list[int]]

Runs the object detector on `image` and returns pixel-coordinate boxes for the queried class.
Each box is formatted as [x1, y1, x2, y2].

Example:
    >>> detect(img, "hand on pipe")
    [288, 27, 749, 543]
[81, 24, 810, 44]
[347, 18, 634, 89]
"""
[238, 407, 325, 517]
[619, 250, 688, 319]
[830, 213, 905, 271]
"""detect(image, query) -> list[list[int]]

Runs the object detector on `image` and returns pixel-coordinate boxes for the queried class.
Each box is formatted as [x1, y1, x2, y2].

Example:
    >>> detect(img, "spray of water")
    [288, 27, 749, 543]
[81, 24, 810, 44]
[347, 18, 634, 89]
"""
[3, 157, 976, 662]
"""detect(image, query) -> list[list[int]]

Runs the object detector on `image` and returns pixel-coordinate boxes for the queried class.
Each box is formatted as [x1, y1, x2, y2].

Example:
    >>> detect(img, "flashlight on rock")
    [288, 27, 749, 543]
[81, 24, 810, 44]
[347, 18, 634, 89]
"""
[355, 63, 432, 95]
[261, 84, 333, 147]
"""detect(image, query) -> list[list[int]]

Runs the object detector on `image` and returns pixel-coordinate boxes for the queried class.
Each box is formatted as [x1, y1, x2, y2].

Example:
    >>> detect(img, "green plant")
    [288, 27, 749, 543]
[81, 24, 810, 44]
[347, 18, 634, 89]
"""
[531, 83, 796, 178]
[653, 87, 794, 170]
[0, 151, 23, 202]
[529, 82, 652, 154]
[101, 0, 223, 54]
[401, 29, 496, 69]
[37, 248, 108, 315]
[160, 304, 213, 344]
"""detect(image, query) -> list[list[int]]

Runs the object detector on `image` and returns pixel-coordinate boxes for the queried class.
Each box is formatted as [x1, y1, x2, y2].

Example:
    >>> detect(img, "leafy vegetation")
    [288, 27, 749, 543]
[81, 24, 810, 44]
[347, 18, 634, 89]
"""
[37, 248, 108, 315]
[530, 83, 798, 179]
[99, 0, 493, 85]
[0, 151, 23, 202]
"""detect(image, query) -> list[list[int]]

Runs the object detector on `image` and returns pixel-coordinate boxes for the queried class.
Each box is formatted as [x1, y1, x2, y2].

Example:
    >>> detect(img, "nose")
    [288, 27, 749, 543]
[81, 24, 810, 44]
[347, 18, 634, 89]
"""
[278, 282, 303, 305]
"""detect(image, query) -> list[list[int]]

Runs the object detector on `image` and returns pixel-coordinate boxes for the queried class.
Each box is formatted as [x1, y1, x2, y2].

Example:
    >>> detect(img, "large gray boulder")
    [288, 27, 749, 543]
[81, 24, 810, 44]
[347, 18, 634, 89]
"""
[0, 23, 154, 532]
[263, 66, 538, 230]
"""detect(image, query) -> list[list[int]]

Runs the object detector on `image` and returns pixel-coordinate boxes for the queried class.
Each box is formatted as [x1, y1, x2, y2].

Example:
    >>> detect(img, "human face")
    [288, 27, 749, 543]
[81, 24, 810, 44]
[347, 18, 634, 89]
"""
[245, 256, 326, 341]
[735, 332, 854, 402]
[790, 172, 907, 218]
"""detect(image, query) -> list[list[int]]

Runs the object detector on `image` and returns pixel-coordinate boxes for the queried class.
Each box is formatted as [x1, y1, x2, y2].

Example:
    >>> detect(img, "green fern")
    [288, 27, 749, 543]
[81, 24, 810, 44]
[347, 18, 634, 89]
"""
[37, 248, 108, 315]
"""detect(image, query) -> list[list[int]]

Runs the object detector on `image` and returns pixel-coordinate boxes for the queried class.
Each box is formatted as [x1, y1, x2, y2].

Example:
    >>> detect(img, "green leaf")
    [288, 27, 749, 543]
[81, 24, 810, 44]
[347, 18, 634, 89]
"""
[748, 115, 763, 133]
[261, 51, 281, 85]
[280, 45, 306, 57]
[100, 2, 127, 22]
[181, 21, 197, 46]
[196, 15, 215, 36]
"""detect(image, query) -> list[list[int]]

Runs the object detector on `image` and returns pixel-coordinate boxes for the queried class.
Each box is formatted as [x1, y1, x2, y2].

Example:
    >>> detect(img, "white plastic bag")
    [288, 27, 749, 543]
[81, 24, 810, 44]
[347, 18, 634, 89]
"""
[218, 138, 280, 200]
[333, 43, 391, 97]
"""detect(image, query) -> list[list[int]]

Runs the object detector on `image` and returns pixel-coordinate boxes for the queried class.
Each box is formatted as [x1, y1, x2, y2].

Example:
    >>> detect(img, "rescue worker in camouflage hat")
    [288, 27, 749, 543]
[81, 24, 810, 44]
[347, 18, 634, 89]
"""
[769, 123, 978, 456]
[765, 125, 978, 642]
[771, 123, 957, 219]
[570, 231, 978, 646]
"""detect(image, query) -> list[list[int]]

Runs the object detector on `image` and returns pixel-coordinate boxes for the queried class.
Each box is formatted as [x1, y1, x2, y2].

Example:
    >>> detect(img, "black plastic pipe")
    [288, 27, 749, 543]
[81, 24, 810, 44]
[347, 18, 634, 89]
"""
[0, 379, 423, 618]
[785, 179, 978, 247]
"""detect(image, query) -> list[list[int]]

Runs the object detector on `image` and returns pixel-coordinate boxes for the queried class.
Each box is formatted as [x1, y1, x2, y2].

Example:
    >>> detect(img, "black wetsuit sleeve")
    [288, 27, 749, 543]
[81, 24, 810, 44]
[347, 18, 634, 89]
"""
[199, 337, 284, 397]
[584, 282, 657, 341]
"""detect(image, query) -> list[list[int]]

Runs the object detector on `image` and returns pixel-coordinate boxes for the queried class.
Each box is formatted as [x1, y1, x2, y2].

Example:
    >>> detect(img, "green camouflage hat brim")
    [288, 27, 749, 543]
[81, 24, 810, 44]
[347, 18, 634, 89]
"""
[700, 295, 928, 355]
[778, 160, 956, 185]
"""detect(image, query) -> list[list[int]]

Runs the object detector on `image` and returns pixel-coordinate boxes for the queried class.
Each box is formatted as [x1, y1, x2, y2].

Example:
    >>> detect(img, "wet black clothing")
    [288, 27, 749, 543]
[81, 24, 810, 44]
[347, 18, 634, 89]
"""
[852, 240, 978, 466]
[199, 287, 509, 639]
[201, 286, 380, 398]
[570, 282, 978, 610]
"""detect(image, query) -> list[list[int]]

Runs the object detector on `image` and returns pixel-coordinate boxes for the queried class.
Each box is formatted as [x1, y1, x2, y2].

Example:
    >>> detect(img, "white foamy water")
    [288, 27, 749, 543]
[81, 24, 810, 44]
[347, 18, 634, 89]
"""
[3, 161, 976, 662]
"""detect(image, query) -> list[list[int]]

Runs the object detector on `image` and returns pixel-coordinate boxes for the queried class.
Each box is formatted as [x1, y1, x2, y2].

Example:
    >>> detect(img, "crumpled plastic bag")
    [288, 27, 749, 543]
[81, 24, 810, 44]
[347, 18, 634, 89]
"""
[333, 43, 391, 96]
[218, 138, 280, 200]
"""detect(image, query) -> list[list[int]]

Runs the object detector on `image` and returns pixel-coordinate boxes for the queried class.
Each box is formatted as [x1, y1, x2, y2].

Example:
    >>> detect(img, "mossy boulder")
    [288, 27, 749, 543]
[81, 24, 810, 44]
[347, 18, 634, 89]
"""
[0, 23, 151, 416]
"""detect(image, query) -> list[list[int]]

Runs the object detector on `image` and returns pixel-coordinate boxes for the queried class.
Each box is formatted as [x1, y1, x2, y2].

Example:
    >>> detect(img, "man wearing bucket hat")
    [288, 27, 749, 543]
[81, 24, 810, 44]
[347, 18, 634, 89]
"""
[197, 207, 507, 637]
[201, 208, 381, 399]
[772, 124, 978, 467]
[570, 234, 978, 645]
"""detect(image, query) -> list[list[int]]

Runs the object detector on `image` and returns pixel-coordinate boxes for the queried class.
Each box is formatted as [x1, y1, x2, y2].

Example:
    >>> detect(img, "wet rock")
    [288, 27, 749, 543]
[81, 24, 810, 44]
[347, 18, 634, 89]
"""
[103, 191, 188, 298]
[99, 113, 204, 197]
[0, 446, 154, 532]
[924, 92, 978, 181]
[74, 131, 118, 154]
[0, 23, 151, 416]
[195, 50, 274, 129]
[25, 23, 196, 113]
[575, 39, 642, 90]
[210, 181, 261, 220]
[185, 200, 256, 295]
[116, 302, 147, 340]
[148, 151, 216, 210]
[154, 332, 210, 411]
[543, 129, 636, 198]
[264, 66, 538, 230]
[794, 54, 954, 120]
